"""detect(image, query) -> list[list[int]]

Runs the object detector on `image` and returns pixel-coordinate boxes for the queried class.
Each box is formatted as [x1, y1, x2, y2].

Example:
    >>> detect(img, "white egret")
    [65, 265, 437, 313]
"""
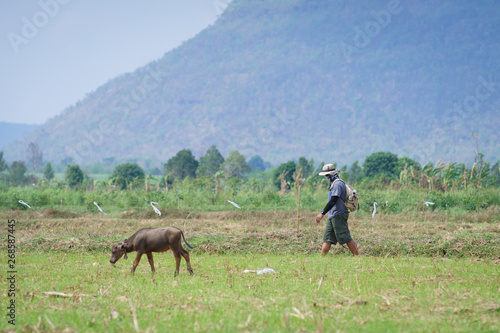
[93, 201, 106, 214]
[227, 200, 241, 209]
[18, 200, 43, 216]
[150, 202, 162, 216]
[372, 202, 378, 218]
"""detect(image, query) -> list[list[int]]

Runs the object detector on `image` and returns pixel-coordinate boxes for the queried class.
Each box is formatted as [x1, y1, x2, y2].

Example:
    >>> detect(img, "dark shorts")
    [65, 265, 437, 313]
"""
[323, 212, 352, 245]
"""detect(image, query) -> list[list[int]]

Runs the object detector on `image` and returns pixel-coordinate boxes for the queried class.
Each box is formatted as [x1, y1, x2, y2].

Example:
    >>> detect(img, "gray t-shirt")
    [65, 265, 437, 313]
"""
[328, 179, 348, 218]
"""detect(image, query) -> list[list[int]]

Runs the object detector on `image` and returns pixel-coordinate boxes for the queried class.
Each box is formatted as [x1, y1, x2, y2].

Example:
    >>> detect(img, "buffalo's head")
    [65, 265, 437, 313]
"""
[109, 241, 128, 264]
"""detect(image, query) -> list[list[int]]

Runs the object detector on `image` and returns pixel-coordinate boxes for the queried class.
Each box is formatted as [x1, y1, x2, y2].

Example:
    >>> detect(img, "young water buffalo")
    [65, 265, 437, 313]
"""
[109, 226, 194, 277]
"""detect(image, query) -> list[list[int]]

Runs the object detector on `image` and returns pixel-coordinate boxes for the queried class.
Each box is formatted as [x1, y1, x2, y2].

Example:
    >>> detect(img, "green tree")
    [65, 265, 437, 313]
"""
[196, 145, 224, 176]
[65, 164, 84, 187]
[490, 161, 500, 187]
[221, 150, 251, 178]
[61, 156, 73, 167]
[150, 167, 162, 176]
[394, 157, 421, 176]
[26, 142, 43, 176]
[164, 149, 198, 180]
[248, 155, 266, 172]
[43, 162, 54, 181]
[110, 163, 145, 190]
[297, 156, 314, 178]
[363, 152, 399, 178]
[272, 161, 296, 188]
[0, 151, 7, 173]
[9, 161, 27, 186]
[348, 160, 363, 183]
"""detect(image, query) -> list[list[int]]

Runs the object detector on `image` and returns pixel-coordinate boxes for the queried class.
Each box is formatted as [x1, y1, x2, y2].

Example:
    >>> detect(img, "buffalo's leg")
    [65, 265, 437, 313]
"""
[173, 251, 181, 277]
[131, 252, 143, 275]
[146, 253, 155, 274]
[180, 248, 194, 275]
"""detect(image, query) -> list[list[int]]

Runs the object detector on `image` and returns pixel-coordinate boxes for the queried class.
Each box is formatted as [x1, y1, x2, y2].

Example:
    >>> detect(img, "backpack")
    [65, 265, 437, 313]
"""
[333, 179, 359, 212]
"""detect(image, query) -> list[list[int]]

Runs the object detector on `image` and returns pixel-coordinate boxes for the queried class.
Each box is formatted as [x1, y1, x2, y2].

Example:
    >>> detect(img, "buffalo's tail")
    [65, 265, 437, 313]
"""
[170, 226, 193, 249]
[181, 231, 193, 249]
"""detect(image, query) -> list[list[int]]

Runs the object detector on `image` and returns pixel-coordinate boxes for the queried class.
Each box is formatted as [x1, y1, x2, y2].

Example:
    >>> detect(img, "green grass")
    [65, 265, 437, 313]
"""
[2, 200, 498, 332]
[8, 253, 499, 332]
[1, 185, 499, 215]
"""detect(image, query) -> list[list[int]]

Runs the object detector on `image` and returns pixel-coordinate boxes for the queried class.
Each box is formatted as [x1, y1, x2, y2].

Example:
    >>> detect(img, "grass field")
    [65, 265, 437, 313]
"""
[1, 208, 499, 332]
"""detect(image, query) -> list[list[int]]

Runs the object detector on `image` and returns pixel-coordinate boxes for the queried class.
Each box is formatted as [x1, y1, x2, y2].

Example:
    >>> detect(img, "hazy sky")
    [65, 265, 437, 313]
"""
[1, 0, 230, 124]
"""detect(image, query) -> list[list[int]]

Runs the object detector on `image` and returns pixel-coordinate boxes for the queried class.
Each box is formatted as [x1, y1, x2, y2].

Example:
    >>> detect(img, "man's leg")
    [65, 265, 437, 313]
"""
[346, 240, 359, 256]
[321, 218, 337, 256]
[321, 242, 332, 256]
[334, 212, 358, 256]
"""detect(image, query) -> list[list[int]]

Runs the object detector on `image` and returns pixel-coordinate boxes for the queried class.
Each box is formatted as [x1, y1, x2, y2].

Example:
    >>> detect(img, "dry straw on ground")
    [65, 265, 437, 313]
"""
[8, 207, 499, 258]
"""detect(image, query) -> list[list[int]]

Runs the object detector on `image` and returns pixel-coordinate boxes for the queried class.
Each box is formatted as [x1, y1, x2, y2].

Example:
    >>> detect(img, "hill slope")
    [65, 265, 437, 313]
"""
[4, 0, 500, 166]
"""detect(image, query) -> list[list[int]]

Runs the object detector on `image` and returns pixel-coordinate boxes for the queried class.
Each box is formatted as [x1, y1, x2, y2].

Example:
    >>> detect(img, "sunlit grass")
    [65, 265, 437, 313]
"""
[10, 252, 499, 332]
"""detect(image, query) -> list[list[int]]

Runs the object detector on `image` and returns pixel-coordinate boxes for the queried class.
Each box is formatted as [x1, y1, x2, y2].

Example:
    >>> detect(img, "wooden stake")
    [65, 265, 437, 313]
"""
[297, 184, 301, 232]
[293, 168, 304, 233]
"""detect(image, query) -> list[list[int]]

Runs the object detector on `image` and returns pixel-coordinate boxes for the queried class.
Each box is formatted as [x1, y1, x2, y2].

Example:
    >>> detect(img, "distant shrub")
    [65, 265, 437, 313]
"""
[110, 163, 145, 190]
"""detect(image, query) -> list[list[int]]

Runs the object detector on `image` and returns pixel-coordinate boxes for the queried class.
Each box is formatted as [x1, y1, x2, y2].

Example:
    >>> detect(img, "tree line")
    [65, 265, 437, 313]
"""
[0, 144, 499, 191]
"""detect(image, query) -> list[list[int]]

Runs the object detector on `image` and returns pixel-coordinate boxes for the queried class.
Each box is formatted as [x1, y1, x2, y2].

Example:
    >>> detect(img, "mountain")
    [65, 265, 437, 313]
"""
[0, 122, 38, 149]
[3, 0, 499, 167]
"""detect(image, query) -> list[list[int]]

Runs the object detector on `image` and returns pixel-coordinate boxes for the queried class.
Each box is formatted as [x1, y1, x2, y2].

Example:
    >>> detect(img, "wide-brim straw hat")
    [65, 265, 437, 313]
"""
[318, 164, 340, 176]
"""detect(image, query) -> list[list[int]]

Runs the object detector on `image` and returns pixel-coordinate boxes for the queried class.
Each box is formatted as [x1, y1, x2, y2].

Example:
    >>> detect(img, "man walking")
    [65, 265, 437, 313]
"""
[315, 164, 359, 256]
